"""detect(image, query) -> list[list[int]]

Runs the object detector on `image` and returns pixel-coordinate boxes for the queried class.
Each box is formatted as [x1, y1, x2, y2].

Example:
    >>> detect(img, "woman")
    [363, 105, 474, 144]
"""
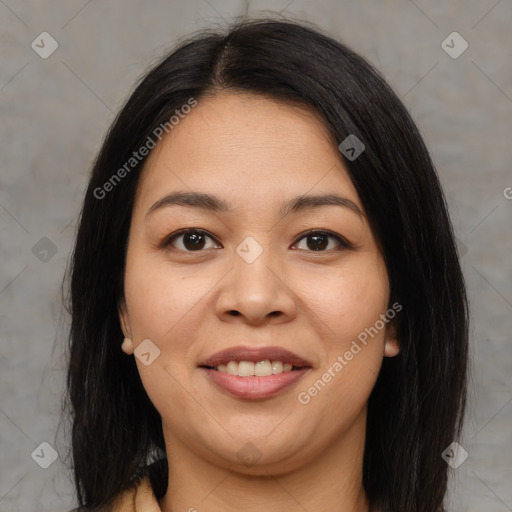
[64, 17, 469, 512]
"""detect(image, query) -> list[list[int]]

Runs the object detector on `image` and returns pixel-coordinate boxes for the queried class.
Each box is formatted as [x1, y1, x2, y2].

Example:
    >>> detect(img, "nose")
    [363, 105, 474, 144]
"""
[214, 241, 297, 326]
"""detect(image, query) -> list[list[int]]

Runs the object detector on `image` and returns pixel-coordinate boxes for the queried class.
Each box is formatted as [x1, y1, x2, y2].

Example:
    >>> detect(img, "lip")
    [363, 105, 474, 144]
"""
[200, 367, 311, 400]
[198, 345, 312, 400]
[199, 345, 312, 368]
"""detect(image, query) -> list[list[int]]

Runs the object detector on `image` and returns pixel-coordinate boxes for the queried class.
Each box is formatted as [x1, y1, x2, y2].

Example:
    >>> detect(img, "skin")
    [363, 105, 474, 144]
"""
[119, 91, 399, 512]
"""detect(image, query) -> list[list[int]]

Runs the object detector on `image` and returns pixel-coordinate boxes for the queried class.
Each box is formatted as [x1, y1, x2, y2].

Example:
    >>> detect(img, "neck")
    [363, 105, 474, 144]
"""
[158, 410, 370, 512]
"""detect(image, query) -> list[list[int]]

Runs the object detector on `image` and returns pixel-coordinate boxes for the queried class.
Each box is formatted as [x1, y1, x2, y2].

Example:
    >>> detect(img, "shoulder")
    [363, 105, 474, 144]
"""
[111, 476, 161, 511]
[67, 476, 160, 512]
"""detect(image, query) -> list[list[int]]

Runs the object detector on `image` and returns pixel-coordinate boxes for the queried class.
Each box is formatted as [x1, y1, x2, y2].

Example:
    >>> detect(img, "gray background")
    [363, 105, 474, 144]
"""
[1, 1, 511, 511]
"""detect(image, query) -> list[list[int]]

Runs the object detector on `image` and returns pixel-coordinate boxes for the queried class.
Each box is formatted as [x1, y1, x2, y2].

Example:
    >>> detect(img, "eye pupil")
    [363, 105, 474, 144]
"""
[308, 234, 328, 251]
[184, 232, 206, 250]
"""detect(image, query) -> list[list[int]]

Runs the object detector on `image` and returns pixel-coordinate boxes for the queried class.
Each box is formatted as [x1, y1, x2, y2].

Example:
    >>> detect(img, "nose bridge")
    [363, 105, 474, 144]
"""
[233, 233, 280, 297]
[215, 233, 296, 323]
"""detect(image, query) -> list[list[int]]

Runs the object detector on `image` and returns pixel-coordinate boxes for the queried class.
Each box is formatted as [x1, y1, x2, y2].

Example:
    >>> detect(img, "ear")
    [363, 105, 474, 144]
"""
[118, 297, 132, 339]
[383, 318, 400, 358]
[118, 298, 135, 355]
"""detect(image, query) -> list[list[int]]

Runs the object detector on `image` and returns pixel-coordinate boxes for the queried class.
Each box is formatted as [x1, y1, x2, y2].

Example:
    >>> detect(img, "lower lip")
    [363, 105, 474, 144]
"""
[200, 367, 310, 400]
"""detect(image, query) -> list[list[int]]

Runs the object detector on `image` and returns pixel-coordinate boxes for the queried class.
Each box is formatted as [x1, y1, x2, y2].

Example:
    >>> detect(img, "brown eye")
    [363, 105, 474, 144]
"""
[163, 229, 219, 252]
[293, 230, 352, 252]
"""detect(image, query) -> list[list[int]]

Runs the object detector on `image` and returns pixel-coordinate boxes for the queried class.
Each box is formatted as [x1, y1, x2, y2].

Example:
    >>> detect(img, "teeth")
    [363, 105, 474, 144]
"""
[215, 360, 295, 377]
[272, 361, 283, 374]
[226, 361, 238, 375]
[255, 361, 271, 376]
[239, 361, 255, 377]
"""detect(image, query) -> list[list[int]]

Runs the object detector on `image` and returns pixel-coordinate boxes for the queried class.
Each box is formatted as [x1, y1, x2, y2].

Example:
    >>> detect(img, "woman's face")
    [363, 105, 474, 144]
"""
[119, 92, 398, 473]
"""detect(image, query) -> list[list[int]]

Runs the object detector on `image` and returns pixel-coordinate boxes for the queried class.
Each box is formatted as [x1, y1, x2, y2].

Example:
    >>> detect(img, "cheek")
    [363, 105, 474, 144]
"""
[295, 255, 389, 406]
[299, 255, 390, 349]
[123, 251, 208, 342]
[294, 261, 390, 434]
[123, 251, 207, 423]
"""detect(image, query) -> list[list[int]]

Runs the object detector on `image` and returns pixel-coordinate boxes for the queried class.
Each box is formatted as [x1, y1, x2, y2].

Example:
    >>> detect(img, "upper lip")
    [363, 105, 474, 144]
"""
[199, 345, 312, 368]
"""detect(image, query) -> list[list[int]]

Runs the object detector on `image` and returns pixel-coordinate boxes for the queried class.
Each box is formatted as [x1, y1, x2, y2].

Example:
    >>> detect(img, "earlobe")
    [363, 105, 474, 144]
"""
[121, 337, 134, 355]
[384, 319, 400, 357]
[384, 339, 400, 357]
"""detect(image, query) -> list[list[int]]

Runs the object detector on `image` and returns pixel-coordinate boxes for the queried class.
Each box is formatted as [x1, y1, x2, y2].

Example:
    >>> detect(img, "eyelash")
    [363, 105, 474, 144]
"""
[160, 228, 355, 253]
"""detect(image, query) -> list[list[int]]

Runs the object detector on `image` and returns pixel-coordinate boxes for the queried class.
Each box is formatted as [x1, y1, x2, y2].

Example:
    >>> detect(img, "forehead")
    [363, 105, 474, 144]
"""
[134, 92, 362, 215]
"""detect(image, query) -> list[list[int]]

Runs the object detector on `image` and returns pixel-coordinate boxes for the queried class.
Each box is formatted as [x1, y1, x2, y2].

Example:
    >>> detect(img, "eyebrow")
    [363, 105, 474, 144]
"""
[145, 190, 364, 220]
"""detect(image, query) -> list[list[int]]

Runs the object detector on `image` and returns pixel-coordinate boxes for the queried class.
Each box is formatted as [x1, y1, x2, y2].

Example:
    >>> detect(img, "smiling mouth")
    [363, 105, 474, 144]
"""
[199, 362, 311, 400]
[200, 360, 309, 377]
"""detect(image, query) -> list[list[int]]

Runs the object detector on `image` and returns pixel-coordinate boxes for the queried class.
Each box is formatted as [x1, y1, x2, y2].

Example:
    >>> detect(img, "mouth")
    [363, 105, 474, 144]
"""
[200, 360, 307, 376]
[198, 345, 312, 399]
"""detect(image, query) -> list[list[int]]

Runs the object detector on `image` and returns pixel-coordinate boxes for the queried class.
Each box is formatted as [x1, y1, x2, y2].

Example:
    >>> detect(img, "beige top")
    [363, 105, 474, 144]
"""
[109, 477, 161, 512]
[77, 476, 379, 511]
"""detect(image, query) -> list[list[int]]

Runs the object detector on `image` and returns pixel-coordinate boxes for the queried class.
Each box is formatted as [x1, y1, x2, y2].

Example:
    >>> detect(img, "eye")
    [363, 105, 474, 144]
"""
[162, 228, 220, 252]
[292, 229, 353, 252]
[161, 228, 354, 253]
